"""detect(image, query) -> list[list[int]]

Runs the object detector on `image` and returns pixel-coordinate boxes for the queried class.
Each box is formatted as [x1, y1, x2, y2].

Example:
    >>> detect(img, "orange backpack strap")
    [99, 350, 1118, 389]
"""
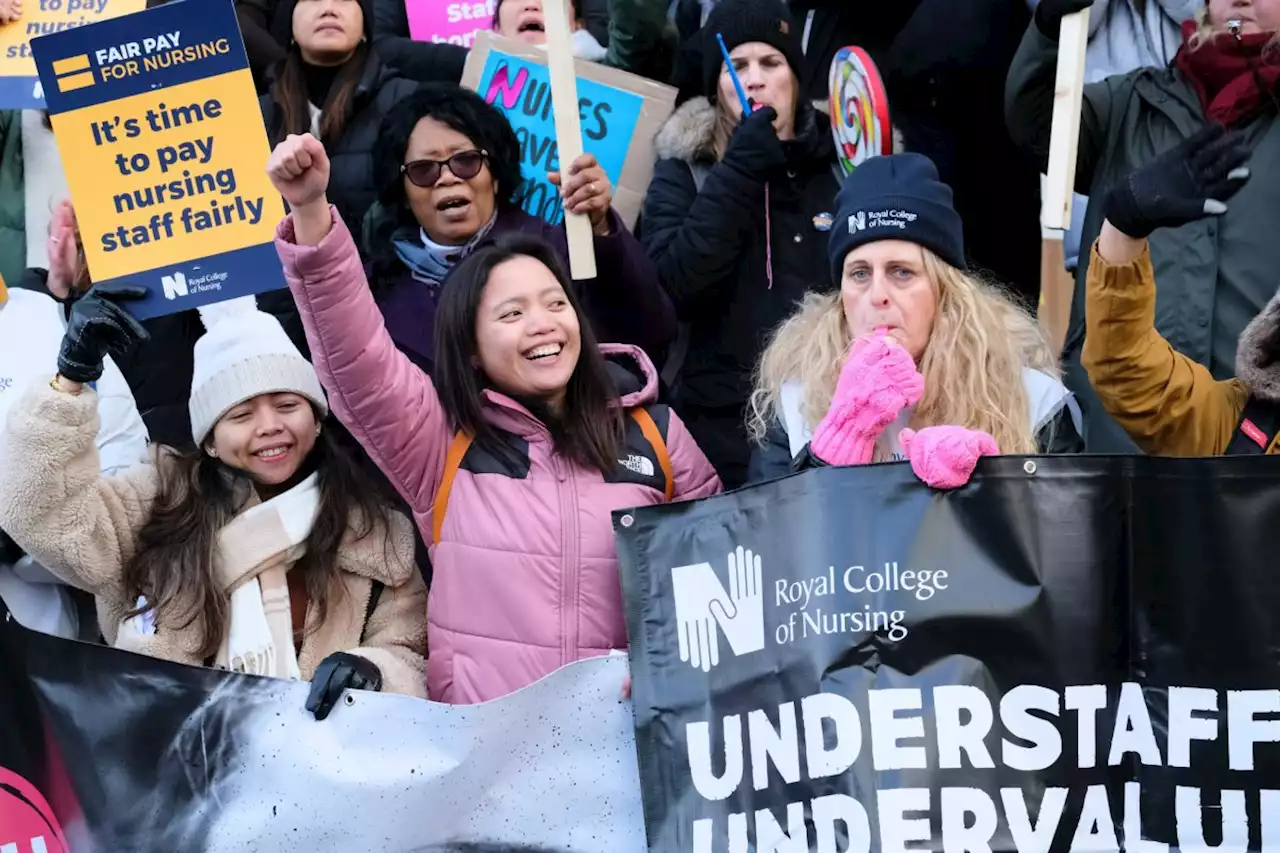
[432, 431, 474, 543]
[630, 408, 674, 501]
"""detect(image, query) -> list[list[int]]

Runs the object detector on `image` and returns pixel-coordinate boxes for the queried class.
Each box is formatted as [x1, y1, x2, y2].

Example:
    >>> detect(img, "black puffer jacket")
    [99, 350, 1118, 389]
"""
[260, 54, 418, 242]
[640, 98, 841, 487]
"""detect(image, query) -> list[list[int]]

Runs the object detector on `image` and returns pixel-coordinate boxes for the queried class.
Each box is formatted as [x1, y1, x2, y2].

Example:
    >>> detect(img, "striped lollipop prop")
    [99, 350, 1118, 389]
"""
[828, 46, 892, 177]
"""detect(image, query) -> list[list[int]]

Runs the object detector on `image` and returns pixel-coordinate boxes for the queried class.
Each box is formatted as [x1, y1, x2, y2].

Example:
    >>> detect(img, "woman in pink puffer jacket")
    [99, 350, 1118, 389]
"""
[269, 134, 721, 704]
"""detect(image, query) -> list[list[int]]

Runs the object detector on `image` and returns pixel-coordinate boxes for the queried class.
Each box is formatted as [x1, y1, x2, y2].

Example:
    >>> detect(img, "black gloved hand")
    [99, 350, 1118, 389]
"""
[722, 105, 786, 180]
[1034, 0, 1095, 39]
[57, 283, 149, 383]
[1103, 124, 1251, 239]
[306, 652, 382, 721]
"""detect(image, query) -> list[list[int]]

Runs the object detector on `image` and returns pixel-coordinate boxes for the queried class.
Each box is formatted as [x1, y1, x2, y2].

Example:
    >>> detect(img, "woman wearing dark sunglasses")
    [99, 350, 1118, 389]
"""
[362, 83, 675, 373]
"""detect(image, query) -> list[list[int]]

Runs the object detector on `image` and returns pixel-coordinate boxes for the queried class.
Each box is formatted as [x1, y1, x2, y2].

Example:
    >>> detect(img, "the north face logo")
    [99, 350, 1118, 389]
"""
[671, 546, 766, 672]
[619, 454, 654, 477]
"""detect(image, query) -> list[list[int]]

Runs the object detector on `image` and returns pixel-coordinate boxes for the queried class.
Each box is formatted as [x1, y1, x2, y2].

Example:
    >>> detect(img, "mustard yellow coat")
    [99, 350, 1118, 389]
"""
[1082, 242, 1280, 456]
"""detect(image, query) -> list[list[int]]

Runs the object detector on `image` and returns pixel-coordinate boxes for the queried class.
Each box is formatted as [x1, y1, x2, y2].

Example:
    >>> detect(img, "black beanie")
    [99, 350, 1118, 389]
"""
[828, 153, 967, 280]
[700, 0, 804, 103]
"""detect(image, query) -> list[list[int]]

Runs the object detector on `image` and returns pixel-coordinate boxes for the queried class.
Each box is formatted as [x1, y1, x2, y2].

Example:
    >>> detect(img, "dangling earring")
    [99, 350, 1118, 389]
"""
[207, 447, 218, 458]
[315, 424, 323, 436]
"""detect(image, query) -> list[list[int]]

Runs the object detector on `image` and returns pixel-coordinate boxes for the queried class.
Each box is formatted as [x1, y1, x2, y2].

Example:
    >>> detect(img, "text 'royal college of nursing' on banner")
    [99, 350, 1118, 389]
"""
[616, 456, 1280, 853]
[31, 0, 285, 320]
[0, 0, 144, 109]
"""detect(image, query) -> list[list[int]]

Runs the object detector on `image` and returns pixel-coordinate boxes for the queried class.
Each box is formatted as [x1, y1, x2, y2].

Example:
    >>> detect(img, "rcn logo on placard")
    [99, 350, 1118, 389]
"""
[161, 271, 188, 300]
[671, 546, 765, 672]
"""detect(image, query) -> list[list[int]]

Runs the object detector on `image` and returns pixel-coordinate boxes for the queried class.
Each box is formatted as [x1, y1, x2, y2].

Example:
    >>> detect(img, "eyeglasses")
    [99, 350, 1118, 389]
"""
[400, 149, 490, 188]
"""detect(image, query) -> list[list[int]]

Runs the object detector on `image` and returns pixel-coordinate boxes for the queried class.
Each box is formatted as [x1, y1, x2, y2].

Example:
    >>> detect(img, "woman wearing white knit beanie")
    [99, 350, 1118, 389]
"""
[0, 291, 427, 721]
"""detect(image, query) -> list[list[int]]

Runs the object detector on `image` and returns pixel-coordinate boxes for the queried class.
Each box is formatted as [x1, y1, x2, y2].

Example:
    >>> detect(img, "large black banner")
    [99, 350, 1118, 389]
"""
[616, 456, 1280, 853]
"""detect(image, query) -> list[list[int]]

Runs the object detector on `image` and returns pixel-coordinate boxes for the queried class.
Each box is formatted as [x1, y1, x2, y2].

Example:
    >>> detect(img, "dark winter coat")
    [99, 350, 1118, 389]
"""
[260, 53, 419, 243]
[370, 0, 468, 84]
[640, 97, 841, 487]
[367, 204, 676, 372]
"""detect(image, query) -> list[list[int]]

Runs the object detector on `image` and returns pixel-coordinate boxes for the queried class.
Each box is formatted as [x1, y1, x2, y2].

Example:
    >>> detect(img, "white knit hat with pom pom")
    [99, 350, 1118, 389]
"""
[188, 297, 328, 445]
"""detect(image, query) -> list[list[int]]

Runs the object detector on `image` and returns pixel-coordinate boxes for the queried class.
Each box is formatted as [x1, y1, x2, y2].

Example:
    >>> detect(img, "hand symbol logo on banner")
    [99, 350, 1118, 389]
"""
[671, 546, 766, 673]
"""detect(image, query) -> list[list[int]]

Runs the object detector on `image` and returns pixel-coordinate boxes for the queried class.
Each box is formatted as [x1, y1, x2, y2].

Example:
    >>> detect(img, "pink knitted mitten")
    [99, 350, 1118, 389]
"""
[810, 334, 925, 466]
[899, 426, 999, 489]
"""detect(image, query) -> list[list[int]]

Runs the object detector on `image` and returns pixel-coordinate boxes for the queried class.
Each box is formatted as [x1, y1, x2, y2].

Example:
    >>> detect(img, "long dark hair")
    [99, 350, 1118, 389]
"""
[122, 425, 396, 660]
[367, 84, 525, 287]
[268, 41, 369, 146]
[434, 234, 623, 475]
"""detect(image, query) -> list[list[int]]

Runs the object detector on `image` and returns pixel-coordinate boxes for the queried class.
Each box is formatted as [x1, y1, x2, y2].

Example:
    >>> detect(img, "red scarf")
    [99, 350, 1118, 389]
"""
[1173, 20, 1280, 126]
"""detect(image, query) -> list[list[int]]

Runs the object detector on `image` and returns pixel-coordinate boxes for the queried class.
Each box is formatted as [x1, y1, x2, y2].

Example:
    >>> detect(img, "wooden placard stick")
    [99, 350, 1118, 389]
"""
[1041, 8, 1090, 230]
[542, 0, 598, 280]
[1038, 8, 1090, 353]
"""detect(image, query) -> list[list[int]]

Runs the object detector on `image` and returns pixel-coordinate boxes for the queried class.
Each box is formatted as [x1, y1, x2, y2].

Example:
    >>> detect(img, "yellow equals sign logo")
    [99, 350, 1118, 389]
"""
[52, 54, 95, 92]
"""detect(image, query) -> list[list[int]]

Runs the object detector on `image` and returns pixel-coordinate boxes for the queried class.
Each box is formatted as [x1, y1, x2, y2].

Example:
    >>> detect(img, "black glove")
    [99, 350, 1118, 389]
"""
[306, 652, 382, 721]
[57, 283, 150, 383]
[1034, 0, 1094, 39]
[722, 105, 786, 180]
[1103, 124, 1251, 239]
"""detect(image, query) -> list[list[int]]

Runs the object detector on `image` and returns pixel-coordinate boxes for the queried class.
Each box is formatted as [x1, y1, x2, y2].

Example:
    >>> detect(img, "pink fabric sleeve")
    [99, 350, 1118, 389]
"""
[667, 409, 723, 501]
[275, 208, 450, 517]
[899, 426, 999, 490]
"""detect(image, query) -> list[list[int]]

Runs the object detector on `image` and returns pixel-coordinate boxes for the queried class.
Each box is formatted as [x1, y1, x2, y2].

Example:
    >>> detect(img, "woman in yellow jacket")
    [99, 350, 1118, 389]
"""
[1082, 124, 1274, 456]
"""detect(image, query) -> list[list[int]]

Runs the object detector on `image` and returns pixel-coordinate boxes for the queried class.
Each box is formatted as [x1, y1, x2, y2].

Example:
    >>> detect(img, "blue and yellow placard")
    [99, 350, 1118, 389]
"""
[0, 0, 145, 109]
[31, 0, 285, 320]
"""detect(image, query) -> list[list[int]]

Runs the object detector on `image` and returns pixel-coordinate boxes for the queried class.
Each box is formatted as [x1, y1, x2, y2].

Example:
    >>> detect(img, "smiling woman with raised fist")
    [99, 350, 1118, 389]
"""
[270, 131, 720, 704]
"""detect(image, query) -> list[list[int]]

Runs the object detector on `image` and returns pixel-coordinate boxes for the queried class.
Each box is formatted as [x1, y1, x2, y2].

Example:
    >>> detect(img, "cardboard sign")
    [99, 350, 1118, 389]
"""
[405, 0, 494, 48]
[462, 31, 676, 230]
[31, 0, 286, 321]
[0, 0, 144, 109]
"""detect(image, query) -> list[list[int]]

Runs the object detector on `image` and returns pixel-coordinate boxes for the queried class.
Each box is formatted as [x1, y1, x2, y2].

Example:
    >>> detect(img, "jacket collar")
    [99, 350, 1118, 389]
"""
[653, 95, 835, 167]
[480, 344, 660, 438]
[1237, 291, 1280, 403]
[264, 46, 389, 112]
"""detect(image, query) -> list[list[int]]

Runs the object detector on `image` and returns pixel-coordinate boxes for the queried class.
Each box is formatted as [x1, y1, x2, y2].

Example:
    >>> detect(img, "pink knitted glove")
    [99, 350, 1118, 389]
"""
[810, 334, 925, 466]
[899, 426, 999, 489]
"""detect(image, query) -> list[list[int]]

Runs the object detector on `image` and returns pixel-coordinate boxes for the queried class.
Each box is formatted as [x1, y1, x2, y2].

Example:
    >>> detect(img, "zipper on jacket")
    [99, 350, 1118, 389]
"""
[555, 454, 581, 667]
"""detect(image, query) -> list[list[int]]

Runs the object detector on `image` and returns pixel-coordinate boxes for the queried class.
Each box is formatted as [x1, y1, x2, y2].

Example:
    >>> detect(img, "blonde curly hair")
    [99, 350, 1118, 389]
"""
[747, 249, 1058, 459]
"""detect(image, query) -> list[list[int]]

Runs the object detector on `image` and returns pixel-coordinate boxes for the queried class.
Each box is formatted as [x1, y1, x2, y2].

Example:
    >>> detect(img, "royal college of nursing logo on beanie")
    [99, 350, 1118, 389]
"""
[849, 209, 919, 233]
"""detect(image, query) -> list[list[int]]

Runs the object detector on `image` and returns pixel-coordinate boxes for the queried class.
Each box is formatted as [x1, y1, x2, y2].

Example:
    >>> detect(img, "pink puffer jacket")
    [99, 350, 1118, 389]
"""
[276, 210, 722, 704]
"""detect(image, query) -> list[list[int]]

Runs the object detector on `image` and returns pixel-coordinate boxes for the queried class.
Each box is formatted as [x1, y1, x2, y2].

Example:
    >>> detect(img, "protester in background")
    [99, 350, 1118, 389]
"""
[261, 0, 419, 241]
[0, 294, 427, 720]
[749, 154, 1082, 486]
[237, 0, 290, 93]
[642, 0, 840, 488]
[1083, 126, 1275, 456]
[1006, 0, 1280, 452]
[493, 0, 611, 53]
[1026, 0, 1199, 273]
[364, 84, 675, 371]
[269, 134, 720, 702]
[0, 275, 147, 641]
[672, 0, 1043, 302]
[368, 0, 468, 84]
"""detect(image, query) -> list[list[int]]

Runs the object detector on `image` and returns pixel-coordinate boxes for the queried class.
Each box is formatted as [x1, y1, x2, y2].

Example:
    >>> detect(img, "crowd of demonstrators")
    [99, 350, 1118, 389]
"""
[3, 0, 1280, 723]
[748, 154, 1081, 485]
[267, 134, 718, 702]
[363, 84, 675, 373]
[1008, 0, 1280, 452]
[643, 0, 841, 488]
[0, 287, 428, 720]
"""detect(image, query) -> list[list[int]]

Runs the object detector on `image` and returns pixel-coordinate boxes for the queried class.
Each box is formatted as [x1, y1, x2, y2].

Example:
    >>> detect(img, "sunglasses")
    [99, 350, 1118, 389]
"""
[400, 149, 489, 188]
